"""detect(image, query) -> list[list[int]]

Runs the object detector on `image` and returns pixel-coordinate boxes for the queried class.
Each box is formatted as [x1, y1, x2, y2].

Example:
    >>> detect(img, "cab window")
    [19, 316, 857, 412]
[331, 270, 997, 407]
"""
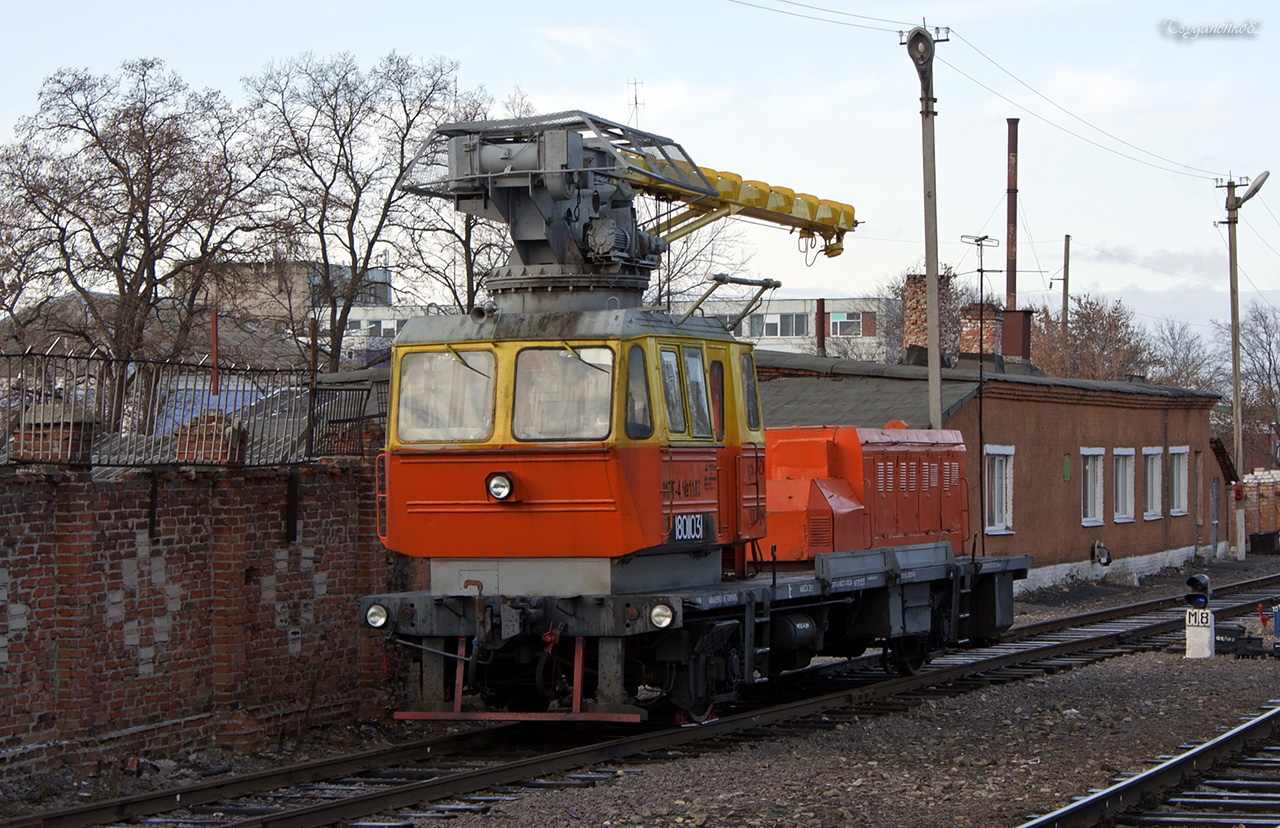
[398, 350, 495, 442]
[684, 348, 712, 438]
[659, 349, 687, 433]
[513, 346, 614, 440]
[741, 352, 761, 431]
[710, 360, 725, 440]
[626, 345, 654, 439]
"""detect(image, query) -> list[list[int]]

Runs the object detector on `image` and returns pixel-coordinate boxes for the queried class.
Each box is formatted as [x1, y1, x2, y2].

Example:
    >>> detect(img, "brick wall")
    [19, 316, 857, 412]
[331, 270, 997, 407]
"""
[903, 274, 927, 348]
[959, 303, 1002, 355]
[0, 436, 409, 781]
[1242, 470, 1280, 537]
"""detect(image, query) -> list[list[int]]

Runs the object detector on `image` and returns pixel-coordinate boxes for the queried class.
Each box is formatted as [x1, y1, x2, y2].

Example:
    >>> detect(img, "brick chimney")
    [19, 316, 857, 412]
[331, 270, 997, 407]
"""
[903, 274, 928, 349]
[959, 302, 1003, 355]
[176, 410, 247, 465]
[11, 404, 99, 466]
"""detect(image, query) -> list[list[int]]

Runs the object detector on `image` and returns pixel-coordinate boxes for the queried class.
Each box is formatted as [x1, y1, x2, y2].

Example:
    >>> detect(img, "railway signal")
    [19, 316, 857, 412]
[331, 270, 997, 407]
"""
[1184, 575, 1215, 658]
[1185, 574, 1211, 608]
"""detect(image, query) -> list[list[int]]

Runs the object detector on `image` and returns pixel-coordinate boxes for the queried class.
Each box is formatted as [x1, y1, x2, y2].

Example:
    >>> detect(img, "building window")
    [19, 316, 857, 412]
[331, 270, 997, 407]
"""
[830, 312, 862, 337]
[984, 445, 1014, 533]
[1143, 447, 1163, 520]
[748, 313, 808, 338]
[1170, 446, 1189, 516]
[1114, 448, 1135, 522]
[715, 315, 744, 337]
[1082, 448, 1104, 526]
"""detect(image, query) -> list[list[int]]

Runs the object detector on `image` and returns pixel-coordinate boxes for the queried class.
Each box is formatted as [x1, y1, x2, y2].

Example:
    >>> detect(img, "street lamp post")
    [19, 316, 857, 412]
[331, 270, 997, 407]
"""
[1225, 170, 1269, 474]
[906, 26, 945, 428]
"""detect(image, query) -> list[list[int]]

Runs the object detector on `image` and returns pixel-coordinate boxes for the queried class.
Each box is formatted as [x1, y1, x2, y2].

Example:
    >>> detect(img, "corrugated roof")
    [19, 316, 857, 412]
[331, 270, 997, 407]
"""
[759, 375, 976, 428]
[754, 349, 1217, 429]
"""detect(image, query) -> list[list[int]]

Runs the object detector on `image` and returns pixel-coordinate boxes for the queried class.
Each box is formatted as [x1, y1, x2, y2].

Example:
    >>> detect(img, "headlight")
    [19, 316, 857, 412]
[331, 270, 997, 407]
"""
[365, 604, 389, 628]
[649, 603, 674, 628]
[487, 473, 513, 500]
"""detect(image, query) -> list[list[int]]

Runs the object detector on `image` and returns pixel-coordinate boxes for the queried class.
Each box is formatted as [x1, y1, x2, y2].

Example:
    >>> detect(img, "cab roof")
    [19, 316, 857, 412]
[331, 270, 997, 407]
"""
[396, 308, 741, 347]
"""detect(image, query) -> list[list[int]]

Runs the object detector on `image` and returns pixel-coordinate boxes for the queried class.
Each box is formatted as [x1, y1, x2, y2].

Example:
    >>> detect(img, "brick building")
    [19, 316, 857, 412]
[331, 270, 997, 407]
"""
[755, 350, 1228, 591]
[672, 296, 898, 362]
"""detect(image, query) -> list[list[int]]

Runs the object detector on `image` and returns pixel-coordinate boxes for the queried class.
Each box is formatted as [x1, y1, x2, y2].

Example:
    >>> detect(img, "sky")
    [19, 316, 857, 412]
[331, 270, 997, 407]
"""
[1, 0, 1275, 339]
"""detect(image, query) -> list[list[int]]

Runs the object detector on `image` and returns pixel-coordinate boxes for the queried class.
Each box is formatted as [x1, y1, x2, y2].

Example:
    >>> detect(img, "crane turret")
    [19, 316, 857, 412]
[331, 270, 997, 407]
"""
[402, 111, 857, 313]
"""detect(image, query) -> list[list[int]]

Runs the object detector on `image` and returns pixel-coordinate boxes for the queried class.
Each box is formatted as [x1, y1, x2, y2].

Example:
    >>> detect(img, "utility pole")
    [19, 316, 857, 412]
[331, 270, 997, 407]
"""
[1220, 171, 1270, 475]
[1061, 234, 1070, 338]
[905, 24, 949, 429]
[1219, 171, 1269, 560]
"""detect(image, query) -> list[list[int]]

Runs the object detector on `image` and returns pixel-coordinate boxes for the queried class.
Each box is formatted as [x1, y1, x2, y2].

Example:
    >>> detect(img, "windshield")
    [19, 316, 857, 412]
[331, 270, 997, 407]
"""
[397, 350, 496, 442]
[513, 346, 614, 440]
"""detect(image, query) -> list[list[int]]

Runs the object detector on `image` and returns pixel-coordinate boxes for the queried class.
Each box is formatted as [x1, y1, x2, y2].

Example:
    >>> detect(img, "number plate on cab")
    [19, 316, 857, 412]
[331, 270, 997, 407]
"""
[670, 512, 714, 543]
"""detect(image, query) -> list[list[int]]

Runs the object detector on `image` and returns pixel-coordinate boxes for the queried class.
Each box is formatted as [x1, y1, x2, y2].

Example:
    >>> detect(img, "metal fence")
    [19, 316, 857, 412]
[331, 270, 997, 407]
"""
[0, 353, 387, 467]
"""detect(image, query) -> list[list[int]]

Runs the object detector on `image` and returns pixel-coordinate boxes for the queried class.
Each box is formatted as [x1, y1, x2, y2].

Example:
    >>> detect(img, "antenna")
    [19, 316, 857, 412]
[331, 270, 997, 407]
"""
[627, 78, 644, 127]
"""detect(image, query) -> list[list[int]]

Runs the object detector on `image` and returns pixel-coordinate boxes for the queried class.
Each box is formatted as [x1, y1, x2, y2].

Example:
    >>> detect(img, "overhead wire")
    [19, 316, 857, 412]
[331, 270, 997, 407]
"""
[952, 194, 1006, 274]
[769, 0, 912, 27]
[947, 29, 1224, 178]
[724, 0, 902, 31]
[1242, 215, 1280, 261]
[1213, 223, 1279, 311]
[1256, 194, 1280, 232]
[726, 0, 1271, 329]
[935, 56, 1218, 181]
[729, 1, 1225, 181]
[1072, 240, 1222, 289]
[1016, 196, 1049, 295]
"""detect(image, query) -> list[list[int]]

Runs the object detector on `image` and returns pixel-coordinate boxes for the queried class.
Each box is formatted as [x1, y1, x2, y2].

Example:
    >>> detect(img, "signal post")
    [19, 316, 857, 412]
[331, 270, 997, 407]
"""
[1184, 575, 1214, 659]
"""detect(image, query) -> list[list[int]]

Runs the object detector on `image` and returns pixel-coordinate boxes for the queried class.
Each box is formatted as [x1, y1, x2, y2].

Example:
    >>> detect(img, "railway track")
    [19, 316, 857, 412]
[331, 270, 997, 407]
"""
[9, 573, 1280, 828]
[1017, 703, 1280, 827]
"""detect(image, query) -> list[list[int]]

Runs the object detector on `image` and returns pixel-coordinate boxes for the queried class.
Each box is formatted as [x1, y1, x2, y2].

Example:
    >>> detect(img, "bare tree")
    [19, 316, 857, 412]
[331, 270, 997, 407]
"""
[1215, 301, 1280, 467]
[644, 217, 753, 310]
[1148, 317, 1223, 392]
[0, 194, 58, 349]
[1030, 294, 1152, 381]
[0, 59, 273, 362]
[246, 52, 457, 369]
[875, 262, 970, 363]
[392, 85, 527, 313]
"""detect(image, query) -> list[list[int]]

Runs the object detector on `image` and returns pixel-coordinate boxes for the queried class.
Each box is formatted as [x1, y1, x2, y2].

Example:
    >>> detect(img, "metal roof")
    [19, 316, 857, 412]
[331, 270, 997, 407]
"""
[754, 350, 1218, 429]
[397, 308, 736, 346]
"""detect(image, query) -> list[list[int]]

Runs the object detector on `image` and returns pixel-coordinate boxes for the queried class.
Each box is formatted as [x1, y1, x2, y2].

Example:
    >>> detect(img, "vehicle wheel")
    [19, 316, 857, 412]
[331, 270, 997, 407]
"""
[888, 638, 927, 676]
[676, 698, 717, 725]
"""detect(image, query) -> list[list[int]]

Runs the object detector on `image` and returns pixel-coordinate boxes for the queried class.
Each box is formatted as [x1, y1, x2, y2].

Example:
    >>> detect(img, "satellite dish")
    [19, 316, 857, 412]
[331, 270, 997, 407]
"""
[1238, 170, 1270, 208]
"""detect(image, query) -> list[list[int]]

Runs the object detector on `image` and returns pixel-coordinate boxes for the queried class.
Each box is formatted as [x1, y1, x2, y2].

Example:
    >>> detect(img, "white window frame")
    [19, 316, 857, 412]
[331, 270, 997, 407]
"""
[749, 312, 808, 338]
[1137, 446, 1162, 520]
[829, 311, 862, 337]
[1113, 448, 1135, 523]
[984, 444, 1015, 534]
[1081, 447, 1105, 527]
[1142, 447, 1163, 520]
[1169, 446, 1189, 516]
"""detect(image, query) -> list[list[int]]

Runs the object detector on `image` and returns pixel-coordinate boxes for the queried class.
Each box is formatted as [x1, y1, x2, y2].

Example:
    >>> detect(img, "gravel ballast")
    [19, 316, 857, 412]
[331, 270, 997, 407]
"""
[10, 555, 1280, 827]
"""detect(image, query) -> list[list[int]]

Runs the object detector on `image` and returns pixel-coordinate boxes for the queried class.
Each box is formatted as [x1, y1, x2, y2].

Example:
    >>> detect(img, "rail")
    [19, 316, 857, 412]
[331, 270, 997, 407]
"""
[0, 353, 387, 468]
[13, 573, 1280, 828]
